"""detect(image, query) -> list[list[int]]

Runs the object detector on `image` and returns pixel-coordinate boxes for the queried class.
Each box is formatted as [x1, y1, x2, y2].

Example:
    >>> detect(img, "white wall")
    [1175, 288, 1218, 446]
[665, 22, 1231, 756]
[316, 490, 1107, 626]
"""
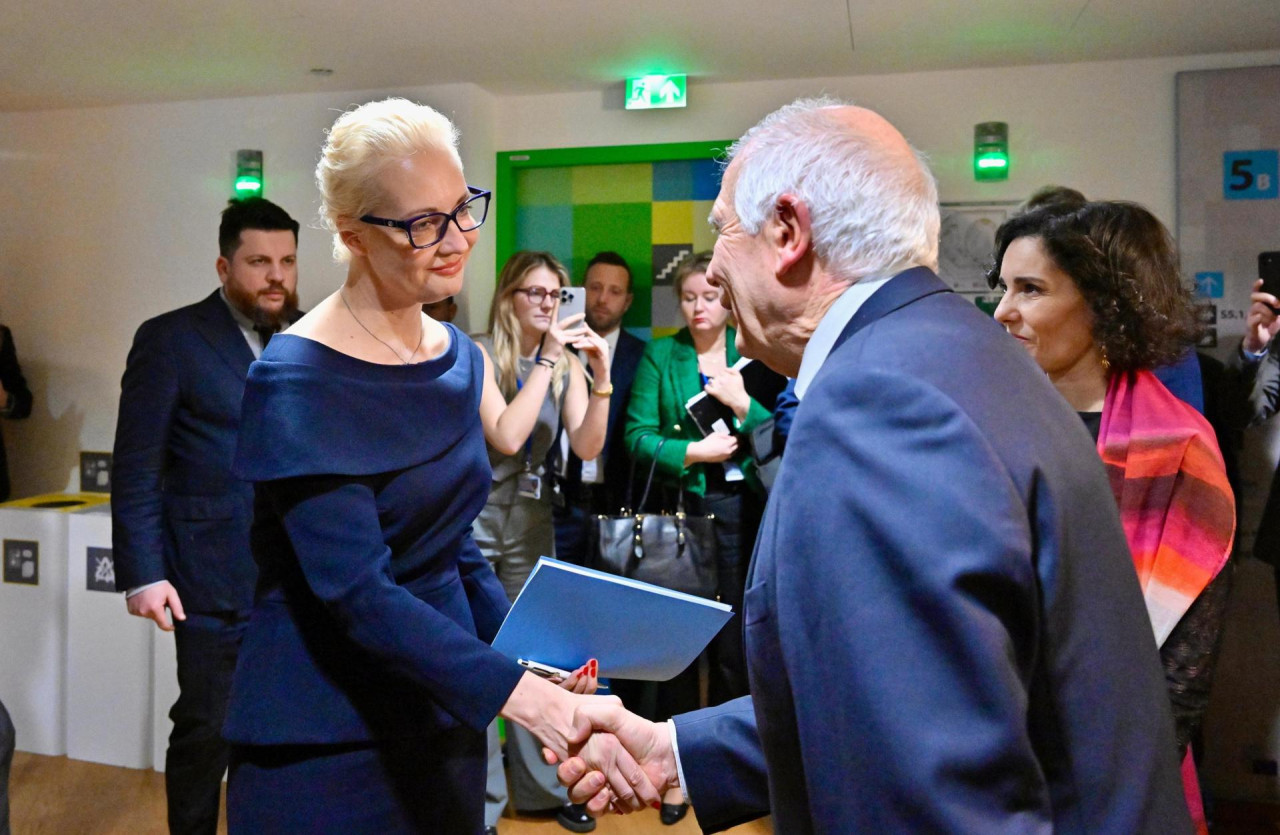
[2, 47, 1279, 501]
[498, 50, 1280, 230]
[0, 82, 495, 495]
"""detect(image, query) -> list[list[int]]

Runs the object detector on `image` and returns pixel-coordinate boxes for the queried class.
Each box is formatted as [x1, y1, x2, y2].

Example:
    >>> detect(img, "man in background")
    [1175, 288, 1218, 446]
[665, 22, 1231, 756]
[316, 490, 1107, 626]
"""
[551, 252, 645, 563]
[0, 323, 32, 502]
[559, 99, 1188, 833]
[112, 197, 301, 834]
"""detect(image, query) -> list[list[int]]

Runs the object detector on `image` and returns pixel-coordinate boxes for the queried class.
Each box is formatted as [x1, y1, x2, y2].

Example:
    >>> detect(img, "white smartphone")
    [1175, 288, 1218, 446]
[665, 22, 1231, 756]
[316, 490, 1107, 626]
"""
[557, 286, 586, 323]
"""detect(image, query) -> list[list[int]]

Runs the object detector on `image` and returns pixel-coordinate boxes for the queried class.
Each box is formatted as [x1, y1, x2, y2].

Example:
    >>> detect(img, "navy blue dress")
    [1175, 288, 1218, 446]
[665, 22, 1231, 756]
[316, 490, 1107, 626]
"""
[223, 325, 525, 833]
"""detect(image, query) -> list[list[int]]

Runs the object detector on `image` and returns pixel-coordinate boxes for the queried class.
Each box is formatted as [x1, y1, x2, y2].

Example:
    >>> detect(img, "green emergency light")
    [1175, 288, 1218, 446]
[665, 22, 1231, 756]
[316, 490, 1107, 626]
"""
[625, 74, 688, 110]
[974, 122, 1009, 182]
[234, 149, 264, 198]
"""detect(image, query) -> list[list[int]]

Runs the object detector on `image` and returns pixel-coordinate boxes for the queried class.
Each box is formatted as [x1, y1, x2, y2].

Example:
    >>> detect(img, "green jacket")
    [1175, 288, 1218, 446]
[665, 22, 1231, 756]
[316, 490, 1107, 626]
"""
[624, 327, 772, 498]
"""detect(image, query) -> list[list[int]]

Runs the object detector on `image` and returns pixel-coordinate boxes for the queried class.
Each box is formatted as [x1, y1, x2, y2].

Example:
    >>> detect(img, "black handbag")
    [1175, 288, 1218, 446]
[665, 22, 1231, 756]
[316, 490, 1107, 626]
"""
[591, 437, 719, 600]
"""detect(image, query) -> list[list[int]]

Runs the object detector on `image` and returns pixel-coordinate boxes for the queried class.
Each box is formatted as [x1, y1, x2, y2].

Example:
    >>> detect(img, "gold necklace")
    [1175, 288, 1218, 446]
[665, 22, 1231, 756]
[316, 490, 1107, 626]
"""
[339, 289, 424, 365]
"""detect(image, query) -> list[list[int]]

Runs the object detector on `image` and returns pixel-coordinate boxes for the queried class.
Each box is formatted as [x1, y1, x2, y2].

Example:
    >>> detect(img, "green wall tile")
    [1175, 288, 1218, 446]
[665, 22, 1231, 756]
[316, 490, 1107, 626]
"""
[571, 164, 652, 204]
[572, 202, 652, 327]
[515, 167, 572, 206]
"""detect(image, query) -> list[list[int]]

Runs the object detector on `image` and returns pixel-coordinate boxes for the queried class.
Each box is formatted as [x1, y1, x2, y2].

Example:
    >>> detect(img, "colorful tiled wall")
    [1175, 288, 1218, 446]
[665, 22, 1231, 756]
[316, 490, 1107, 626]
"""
[514, 158, 723, 338]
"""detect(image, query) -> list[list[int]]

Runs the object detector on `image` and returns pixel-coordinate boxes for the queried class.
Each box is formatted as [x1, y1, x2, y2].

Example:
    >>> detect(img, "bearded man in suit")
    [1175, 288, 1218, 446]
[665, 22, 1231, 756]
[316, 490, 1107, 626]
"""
[112, 197, 301, 834]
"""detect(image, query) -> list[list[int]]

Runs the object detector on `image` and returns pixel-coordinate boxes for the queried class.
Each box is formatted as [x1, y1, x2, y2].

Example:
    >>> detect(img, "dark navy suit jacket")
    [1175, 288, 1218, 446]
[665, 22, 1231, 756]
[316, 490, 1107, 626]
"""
[112, 290, 275, 612]
[559, 329, 645, 509]
[673, 269, 1190, 833]
[0, 325, 33, 502]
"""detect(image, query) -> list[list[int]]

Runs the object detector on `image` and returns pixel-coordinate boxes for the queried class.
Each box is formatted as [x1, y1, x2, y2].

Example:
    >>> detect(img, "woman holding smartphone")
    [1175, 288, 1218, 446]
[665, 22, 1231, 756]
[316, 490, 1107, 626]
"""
[472, 250, 610, 832]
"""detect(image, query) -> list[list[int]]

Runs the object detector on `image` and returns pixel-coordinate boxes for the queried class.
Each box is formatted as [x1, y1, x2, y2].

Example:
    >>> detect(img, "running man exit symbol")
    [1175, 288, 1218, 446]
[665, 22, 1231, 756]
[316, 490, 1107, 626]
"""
[625, 75, 688, 110]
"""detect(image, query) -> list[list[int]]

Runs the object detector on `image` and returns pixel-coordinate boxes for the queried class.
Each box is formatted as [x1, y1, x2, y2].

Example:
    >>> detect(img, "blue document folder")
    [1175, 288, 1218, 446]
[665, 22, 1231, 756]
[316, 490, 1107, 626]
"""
[491, 558, 734, 681]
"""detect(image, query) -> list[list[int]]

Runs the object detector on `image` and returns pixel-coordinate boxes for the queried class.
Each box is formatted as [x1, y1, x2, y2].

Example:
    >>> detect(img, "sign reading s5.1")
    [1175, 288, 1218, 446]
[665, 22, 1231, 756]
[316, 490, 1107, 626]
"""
[1224, 150, 1278, 200]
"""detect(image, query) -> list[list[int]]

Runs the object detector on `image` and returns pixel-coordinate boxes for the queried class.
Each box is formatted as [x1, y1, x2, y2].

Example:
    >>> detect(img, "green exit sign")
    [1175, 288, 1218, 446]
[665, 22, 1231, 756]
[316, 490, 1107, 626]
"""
[625, 74, 687, 110]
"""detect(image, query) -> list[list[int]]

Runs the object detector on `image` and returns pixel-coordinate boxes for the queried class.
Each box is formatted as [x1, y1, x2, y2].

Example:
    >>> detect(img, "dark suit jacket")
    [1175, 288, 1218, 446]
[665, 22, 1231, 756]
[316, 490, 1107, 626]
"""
[112, 290, 290, 612]
[0, 326, 33, 502]
[1225, 344, 1280, 564]
[556, 329, 645, 511]
[673, 269, 1189, 834]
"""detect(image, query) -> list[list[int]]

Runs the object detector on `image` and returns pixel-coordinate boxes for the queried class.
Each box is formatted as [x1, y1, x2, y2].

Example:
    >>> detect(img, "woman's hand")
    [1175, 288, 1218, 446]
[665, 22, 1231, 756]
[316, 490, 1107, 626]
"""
[553, 659, 599, 695]
[502, 671, 654, 812]
[544, 311, 586, 361]
[569, 326, 611, 385]
[1245, 278, 1280, 355]
[684, 432, 738, 466]
[703, 365, 750, 420]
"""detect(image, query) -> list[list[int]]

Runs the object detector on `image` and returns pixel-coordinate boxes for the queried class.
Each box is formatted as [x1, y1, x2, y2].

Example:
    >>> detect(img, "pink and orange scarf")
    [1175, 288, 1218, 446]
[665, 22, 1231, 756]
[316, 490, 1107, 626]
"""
[1096, 369, 1235, 647]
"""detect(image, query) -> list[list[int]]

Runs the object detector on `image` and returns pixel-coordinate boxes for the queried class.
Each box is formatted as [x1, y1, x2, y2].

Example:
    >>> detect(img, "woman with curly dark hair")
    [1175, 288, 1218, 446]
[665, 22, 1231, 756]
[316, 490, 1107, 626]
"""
[989, 200, 1234, 834]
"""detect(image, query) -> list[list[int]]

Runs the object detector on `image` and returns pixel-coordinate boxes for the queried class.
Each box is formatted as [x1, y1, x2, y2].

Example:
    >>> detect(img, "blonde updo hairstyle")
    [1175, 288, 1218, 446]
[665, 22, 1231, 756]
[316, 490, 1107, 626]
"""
[316, 97, 463, 262]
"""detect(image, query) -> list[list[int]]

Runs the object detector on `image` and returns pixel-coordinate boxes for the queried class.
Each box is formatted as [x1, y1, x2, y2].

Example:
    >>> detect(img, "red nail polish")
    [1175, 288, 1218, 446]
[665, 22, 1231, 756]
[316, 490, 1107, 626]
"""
[651, 801, 661, 810]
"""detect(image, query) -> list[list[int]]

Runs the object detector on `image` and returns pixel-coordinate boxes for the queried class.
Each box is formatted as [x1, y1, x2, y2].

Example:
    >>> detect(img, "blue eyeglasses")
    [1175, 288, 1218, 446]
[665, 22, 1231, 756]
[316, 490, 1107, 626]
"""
[360, 186, 491, 249]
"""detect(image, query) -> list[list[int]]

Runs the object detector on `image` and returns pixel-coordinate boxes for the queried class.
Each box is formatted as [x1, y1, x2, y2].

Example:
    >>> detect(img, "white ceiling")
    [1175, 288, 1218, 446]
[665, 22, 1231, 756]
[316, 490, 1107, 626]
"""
[3, 0, 1279, 112]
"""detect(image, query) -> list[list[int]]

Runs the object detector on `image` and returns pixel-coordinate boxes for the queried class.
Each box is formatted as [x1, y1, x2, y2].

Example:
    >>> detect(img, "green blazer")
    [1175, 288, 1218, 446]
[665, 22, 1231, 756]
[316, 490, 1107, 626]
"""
[624, 327, 772, 498]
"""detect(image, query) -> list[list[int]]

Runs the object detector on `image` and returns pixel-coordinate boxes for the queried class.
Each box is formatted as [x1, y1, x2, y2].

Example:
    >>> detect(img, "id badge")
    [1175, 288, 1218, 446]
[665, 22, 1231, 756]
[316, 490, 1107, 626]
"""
[517, 471, 542, 500]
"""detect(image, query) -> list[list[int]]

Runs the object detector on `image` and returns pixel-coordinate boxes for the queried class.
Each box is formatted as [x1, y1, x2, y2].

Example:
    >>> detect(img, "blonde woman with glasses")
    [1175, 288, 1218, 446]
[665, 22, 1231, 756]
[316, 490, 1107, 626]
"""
[221, 101, 649, 833]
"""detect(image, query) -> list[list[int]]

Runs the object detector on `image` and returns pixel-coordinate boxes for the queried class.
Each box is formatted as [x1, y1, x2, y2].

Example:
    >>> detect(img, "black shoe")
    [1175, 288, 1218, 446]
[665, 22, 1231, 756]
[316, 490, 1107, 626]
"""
[484, 828, 499, 835]
[660, 802, 689, 825]
[556, 802, 597, 833]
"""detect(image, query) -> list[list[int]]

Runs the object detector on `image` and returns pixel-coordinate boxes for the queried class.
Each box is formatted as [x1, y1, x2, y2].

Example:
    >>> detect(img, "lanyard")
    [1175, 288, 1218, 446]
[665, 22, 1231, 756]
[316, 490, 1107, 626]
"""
[516, 361, 538, 471]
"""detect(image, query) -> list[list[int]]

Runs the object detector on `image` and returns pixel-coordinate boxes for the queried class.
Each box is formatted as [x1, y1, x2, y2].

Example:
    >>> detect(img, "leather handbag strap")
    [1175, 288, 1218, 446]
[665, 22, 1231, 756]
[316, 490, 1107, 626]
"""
[624, 432, 667, 515]
[635, 436, 666, 514]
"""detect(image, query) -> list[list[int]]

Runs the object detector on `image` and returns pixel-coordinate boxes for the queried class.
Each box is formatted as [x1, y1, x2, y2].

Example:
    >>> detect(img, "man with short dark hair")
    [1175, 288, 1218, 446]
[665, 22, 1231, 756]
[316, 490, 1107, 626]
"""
[550, 252, 646, 563]
[112, 197, 301, 834]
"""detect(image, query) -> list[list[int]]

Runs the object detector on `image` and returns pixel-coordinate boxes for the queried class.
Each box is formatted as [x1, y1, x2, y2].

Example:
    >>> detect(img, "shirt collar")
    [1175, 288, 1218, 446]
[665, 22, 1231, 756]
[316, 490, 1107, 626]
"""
[793, 273, 892, 400]
[601, 326, 621, 358]
[219, 287, 257, 331]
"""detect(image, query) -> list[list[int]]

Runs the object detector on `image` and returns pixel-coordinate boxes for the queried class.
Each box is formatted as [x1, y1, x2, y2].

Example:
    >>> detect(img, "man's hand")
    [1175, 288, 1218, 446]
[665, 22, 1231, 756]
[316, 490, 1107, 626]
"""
[125, 580, 186, 631]
[504, 672, 661, 812]
[1244, 278, 1280, 355]
[555, 700, 679, 817]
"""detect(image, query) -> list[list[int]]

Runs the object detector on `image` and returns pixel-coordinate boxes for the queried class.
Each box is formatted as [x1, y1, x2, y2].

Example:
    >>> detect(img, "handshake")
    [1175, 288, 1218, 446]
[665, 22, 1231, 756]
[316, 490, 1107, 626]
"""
[541, 697, 682, 818]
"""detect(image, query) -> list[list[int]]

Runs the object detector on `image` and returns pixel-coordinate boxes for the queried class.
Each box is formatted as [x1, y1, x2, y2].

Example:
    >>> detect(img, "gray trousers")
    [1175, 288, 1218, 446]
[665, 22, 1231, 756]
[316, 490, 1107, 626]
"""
[473, 494, 568, 823]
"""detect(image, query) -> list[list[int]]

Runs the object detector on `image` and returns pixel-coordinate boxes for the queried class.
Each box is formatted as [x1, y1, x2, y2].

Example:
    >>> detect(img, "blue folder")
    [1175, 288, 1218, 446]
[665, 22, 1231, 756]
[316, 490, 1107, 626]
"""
[491, 558, 734, 681]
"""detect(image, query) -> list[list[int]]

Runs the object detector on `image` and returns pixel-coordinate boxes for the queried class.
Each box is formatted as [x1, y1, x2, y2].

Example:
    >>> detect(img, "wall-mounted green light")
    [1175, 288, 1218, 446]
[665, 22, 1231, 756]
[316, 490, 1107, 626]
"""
[625, 74, 687, 110]
[974, 122, 1009, 182]
[234, 149, 264, 198]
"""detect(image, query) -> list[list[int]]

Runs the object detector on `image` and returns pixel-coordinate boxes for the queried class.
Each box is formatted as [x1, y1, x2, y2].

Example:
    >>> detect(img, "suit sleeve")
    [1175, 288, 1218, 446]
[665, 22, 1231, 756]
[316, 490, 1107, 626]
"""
[1224, 342, 1280, 428]
[624, 341, 689, 480]
[0, 327, 31, 419]
[770, 367, 1052, 832]
[111, 319, 180, 590]
[672, 697, 771, 833]
[267, 474, 525, 731]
